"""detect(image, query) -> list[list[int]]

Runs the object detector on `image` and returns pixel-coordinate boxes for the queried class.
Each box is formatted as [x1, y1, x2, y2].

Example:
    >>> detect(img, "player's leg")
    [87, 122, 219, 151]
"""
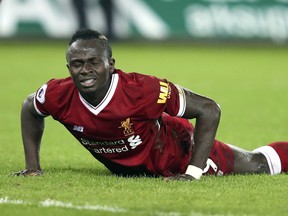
[160, 114, 288, 176]
[255, 141, 288, 173]
[203, 140, 272, 176]
[160, 115, 271, 176]
[228, 144, 270, 174]
[209, 141, 288, 175]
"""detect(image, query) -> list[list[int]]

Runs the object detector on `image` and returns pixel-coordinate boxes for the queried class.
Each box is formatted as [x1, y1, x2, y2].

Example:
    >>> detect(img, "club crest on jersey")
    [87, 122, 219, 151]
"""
[36, 84, 47, 104]
[157, 81, 171, 104]
[119, 118, 134, 136]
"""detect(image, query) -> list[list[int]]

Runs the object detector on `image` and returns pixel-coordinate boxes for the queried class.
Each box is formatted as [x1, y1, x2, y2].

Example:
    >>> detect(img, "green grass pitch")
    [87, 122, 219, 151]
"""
[0, 41, 288, 216]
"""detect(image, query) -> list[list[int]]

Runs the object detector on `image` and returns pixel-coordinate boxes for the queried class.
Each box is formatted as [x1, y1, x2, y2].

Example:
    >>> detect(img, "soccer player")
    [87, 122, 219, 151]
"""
[14, 29, 288, 180]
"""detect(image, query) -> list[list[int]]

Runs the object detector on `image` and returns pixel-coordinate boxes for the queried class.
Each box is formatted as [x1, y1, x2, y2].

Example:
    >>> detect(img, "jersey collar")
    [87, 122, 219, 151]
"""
[78, 73, 119, 115]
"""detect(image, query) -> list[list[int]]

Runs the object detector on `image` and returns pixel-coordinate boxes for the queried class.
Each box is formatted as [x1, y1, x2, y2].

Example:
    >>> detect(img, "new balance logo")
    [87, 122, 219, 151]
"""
[73, 125, 84, 132]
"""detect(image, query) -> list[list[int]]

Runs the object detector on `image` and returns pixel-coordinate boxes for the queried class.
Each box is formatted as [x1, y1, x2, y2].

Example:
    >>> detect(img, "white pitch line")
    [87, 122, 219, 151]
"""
[0, 197, 126, 213]
[40, 198, 126, 213]
[0, 197, 25, 205]
[0, 197, 189, 216]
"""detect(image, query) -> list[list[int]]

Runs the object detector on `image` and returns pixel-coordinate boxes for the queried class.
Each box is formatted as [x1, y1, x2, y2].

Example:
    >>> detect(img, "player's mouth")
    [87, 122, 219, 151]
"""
[80, 78, 96, 87]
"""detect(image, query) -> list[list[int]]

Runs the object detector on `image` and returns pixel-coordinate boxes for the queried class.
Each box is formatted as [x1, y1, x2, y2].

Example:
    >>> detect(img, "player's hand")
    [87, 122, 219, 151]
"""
[11, 169, 43, 177]
[163, 174, 195, 182]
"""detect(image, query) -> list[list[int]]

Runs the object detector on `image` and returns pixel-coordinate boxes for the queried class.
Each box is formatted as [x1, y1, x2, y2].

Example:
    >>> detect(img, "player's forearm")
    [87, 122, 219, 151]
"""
[21, 98, 45, 171]
[189, 102, 221, 169]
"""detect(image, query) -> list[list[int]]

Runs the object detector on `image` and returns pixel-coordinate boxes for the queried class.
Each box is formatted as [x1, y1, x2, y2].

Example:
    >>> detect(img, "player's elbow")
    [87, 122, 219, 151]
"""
[203, 100, 221, 123]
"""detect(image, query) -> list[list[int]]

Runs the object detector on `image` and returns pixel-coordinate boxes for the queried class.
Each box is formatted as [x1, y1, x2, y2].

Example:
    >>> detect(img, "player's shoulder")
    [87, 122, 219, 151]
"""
[115, 69, 165, 89]
[42, 77, 74, 93]
[115, 69, 174, 106]
[46, 77, 73, 87]
[35, 77, 74, 104]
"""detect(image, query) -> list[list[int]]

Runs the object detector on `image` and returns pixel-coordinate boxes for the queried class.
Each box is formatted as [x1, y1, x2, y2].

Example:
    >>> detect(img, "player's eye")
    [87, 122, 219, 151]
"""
[71, 61, 83, 68]
[90, 60, 101, 65]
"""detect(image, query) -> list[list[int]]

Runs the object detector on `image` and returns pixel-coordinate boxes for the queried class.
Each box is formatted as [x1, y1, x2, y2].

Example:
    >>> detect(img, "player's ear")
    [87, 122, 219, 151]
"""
[109, 58, 115, 74]
[66, 63, 70, 70]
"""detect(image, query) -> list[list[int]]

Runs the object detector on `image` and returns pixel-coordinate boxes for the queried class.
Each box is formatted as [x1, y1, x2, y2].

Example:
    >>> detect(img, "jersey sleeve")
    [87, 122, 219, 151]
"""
[33, 81, 52, 117]
[33, 78, 73, 118]
[141, 75, 186, 119]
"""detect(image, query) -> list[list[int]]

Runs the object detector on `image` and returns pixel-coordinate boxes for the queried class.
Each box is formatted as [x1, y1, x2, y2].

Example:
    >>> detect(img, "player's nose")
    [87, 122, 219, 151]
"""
[81, 62, 93, 74]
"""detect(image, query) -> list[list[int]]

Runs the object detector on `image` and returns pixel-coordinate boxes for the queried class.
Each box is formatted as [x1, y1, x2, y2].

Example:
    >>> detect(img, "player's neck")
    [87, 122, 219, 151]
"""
[80, 76, 112, 107]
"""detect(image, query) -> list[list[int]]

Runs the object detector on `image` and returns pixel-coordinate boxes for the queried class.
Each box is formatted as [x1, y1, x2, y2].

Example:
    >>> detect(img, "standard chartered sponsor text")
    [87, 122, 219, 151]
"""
[81, 138, 125, 146]
[92, 145, 129, 154]
[81, 138, 129, 154]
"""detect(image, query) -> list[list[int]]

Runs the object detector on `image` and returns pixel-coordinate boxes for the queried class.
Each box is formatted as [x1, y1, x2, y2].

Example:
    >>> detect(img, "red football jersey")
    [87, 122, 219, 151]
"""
[33, 69, 187, 175]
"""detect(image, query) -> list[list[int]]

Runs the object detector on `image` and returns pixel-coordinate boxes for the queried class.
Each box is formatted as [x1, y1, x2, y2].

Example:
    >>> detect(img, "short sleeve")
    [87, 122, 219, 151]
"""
[167, 83, 186, 117]
[33, 78, 74, 118]
[141, 75, 186, 118]
[34, 83, 51, 116]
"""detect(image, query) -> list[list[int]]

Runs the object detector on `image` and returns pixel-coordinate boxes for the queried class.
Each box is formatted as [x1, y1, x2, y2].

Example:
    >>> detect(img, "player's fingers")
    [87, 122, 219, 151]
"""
[10, 170, 27, 176]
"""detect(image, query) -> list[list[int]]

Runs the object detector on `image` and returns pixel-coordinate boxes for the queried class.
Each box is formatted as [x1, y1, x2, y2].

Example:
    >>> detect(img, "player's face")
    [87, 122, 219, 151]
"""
[66, 39, 115, 100]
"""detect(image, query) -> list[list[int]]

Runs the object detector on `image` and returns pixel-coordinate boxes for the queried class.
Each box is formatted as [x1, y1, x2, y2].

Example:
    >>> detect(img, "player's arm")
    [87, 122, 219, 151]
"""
[13, 93, 45, 176]
[184, 89, 221, 174]
[166, 88, 221, 181]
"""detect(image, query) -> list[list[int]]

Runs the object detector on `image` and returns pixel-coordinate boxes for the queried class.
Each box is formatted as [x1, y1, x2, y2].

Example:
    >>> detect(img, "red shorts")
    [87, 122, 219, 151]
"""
[150, 114, 235, 177]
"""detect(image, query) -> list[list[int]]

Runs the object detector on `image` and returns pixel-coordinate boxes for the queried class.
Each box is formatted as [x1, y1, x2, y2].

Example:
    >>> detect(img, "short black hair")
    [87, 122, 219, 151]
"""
[68, 28, 112, 58]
